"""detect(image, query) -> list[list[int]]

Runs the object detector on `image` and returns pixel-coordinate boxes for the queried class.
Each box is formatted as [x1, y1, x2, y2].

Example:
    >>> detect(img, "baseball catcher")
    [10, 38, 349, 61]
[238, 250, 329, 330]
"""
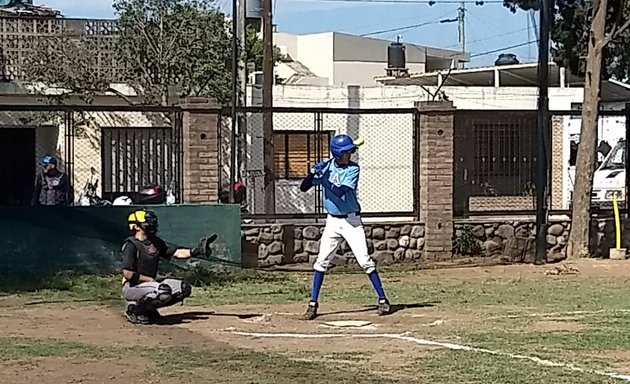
[121, 209, 216, 324]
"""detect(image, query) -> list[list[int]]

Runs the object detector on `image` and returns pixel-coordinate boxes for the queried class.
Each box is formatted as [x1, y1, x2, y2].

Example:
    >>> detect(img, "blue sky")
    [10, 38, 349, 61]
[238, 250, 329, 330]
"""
[39, 0, 537, 67]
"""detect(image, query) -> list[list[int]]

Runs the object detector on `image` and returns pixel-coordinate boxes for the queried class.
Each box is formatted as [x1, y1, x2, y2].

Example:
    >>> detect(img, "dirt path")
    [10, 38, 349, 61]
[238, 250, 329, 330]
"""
[2, 259, 630, 383]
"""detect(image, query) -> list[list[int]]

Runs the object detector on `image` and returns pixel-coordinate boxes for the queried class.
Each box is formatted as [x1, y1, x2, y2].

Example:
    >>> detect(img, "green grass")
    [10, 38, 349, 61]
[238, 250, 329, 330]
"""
[419, 350, 620, 384]
[4, 266, 630, 383]
[0, 337, 107, 360]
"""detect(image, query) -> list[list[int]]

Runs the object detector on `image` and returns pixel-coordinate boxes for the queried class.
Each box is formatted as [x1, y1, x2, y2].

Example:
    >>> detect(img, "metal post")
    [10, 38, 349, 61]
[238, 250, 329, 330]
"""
[237, 0, 247, 182]
[535, 0, 551, 264]
[229, 0, 239, 204]
[625, 103, 630, 216]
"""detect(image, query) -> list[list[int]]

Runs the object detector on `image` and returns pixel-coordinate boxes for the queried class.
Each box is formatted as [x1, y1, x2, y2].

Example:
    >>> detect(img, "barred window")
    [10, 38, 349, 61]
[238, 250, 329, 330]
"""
[274, 131, 332, 179]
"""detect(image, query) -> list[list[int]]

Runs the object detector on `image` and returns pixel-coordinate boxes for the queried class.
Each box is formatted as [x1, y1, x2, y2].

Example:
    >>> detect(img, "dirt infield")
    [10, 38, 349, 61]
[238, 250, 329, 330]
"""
[2, 259, 630, 383]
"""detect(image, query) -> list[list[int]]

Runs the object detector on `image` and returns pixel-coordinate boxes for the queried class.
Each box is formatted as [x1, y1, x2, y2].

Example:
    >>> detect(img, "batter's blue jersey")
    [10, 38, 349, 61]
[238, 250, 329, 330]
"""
[314, 160, 361, 215]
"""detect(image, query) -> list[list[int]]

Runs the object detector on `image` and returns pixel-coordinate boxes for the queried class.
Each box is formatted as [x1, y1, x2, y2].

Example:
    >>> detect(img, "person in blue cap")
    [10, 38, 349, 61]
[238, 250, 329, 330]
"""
[299, 134, 391, 320]
[31, 155, 73, 206]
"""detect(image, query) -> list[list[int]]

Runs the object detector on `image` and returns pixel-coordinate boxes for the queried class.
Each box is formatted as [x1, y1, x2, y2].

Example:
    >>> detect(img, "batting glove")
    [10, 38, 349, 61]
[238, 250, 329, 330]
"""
[311, 161, 328, 175]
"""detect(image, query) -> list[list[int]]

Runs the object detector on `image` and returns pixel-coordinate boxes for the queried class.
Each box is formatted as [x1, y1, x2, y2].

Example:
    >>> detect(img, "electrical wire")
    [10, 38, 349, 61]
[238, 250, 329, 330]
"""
[292, 0, 503, 4]
[360, 15, 455, 37]
[470, 40, 538, 58]
[444, 26, 530, 49]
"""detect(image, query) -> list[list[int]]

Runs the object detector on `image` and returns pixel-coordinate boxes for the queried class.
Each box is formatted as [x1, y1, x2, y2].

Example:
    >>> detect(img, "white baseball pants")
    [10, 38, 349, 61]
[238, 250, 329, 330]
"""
[313, 213, 376, 274]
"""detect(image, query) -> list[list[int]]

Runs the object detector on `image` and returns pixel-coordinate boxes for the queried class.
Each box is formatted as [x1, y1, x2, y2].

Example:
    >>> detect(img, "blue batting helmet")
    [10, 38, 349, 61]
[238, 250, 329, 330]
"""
[330, 134, 357, 159]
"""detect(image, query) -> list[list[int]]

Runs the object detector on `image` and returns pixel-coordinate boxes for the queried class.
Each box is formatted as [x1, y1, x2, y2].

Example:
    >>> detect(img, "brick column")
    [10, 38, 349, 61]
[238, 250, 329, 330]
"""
[550, 115, 564, 210]
[416, 101, 455, 261]
[180, 97, 221, 203]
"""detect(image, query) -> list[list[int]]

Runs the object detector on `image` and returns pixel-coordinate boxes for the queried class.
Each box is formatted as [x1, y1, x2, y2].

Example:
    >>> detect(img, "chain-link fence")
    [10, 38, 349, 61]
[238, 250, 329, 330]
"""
[221, 107, 418, 217]
[0, 105, 182, 207]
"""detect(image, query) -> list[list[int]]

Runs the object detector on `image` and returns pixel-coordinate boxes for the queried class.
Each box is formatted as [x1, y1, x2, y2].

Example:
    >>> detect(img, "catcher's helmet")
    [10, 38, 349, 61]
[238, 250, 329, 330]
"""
[330, 134, 357, 159]
[128, 209, 159, 236]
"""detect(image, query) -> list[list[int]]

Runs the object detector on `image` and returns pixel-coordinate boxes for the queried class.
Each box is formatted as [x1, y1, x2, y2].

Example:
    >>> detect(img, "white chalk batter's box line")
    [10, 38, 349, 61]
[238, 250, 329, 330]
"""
[231, 331, 630, 382]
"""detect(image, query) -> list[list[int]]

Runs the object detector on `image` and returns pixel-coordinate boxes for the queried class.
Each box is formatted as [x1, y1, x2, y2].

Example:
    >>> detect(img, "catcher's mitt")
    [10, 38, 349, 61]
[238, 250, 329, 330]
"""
[191, 233, 219, 259]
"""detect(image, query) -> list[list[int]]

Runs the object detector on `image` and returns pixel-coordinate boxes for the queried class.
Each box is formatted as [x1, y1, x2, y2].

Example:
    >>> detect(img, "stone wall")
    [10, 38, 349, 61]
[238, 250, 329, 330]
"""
[241, 217, 630, 267]
[454, 217, 630, 262]
[454, 219, 571, 262]
[242, 222, 426, 267]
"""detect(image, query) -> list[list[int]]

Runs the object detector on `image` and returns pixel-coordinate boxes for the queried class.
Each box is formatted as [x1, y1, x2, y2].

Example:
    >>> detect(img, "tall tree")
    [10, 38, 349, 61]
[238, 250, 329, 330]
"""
[23, 0, 237, 105]
[24, 34, 112, 104]
[114, 0, 232, 105]
[504, 0, 630, 259]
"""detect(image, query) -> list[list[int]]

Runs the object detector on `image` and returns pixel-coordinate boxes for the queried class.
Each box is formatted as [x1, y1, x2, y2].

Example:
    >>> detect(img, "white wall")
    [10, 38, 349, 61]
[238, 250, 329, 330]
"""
[295, 33, 335, 84]
[333, 62, 426, 87]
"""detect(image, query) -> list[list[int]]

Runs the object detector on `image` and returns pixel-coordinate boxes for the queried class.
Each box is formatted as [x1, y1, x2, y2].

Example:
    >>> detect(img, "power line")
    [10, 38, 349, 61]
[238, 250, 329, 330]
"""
[445, 26, 529, 49]
[360, 12, 457, 36]
[293, 0, 503, 4]
[470, 40, 538, 58]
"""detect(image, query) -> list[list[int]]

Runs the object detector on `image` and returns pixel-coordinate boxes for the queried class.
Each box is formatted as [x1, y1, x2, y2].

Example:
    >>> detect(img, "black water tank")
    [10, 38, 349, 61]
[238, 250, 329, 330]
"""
[388, 42, 406, 69]
[495, 53, 519, 66]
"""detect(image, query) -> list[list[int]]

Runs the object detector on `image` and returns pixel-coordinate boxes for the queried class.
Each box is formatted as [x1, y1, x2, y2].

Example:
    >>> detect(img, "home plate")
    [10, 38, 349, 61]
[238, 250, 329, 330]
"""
[322, 320, 373, 328]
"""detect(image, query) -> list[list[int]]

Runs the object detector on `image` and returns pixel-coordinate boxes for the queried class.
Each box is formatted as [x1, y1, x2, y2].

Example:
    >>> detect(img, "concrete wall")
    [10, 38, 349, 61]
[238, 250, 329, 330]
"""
[273, 32, 463, 87]
[333, 61, 426, 87]
[294, 32, 335, 84]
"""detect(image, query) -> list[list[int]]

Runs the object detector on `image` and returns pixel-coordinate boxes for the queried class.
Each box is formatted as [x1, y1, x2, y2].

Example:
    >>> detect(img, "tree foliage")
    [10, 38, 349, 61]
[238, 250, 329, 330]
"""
[503, 0, 630, 80]
[24, 34, 111, 104]
[23, 0, 249, 105]
[245, 23, 284, 72]
[113, 0, 232, 104]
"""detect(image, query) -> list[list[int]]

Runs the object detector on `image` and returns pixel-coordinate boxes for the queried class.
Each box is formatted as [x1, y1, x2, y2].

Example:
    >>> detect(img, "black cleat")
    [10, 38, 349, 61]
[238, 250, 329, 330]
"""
[125, 307, 149, 325]
[377, 298, 391, 316]
[146, 309, 163, 323]
[302, 301, 319, 320]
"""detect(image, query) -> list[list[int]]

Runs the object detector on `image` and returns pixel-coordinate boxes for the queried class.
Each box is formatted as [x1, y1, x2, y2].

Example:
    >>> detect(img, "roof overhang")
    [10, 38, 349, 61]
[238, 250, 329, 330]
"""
[375, 62, 630, 102]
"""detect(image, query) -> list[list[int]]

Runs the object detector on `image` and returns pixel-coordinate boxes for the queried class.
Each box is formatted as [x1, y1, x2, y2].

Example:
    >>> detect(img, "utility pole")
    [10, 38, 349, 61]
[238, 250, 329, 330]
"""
[535, 0, 551, 264]
[229, 0, 239, 203]
[262, 0, 275, 214]
[458, 1, 465, 68]
[237, 0, 247, 183]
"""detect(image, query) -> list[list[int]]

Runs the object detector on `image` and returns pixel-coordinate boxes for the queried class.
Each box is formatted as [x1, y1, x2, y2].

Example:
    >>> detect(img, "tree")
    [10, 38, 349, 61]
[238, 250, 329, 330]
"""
[504, 0, 630, 259]
[245, 23, 283, 72]
[24, 34, 112, 104]
[114, 0, 232, 105]
[23, 0, 237, 105]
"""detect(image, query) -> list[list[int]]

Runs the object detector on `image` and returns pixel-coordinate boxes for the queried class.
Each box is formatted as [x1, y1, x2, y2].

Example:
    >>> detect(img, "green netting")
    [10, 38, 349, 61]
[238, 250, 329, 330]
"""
[0, 204, 241, 278]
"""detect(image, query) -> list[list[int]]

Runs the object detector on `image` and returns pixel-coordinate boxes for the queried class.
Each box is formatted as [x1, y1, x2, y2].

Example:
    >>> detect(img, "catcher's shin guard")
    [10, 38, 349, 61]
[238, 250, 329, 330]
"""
[169, 281, 192, 305]
[137, 283, 173, 311]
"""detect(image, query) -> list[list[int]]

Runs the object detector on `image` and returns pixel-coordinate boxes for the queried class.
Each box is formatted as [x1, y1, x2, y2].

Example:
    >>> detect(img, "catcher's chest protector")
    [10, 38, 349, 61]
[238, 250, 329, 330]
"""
[126, 237, 161, 279]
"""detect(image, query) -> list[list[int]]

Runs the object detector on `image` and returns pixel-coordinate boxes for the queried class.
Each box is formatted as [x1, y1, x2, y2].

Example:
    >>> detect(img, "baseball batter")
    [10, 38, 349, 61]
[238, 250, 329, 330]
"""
[299, 134, 391, 320]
